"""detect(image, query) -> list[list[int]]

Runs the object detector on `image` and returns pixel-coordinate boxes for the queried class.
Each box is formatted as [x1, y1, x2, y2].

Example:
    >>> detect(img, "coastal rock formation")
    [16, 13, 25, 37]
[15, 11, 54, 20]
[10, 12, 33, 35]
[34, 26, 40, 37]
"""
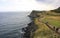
[28, 10, 43, 19]
[22, 21, 37, 38]
[22, 10, 39, 38]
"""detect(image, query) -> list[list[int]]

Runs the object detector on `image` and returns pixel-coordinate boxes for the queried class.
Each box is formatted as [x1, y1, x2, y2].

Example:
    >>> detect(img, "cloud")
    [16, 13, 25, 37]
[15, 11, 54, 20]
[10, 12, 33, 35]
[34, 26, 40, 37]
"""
[37, 0, 54, 4]
[0, 0, 59, 12]
[36, 0, 60, 7]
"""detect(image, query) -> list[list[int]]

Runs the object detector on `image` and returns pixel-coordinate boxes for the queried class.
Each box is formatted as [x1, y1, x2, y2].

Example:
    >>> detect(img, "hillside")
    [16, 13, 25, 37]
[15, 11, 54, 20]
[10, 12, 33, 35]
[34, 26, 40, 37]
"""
[29, 7, 60, 38]
[51, 7, 60, 13]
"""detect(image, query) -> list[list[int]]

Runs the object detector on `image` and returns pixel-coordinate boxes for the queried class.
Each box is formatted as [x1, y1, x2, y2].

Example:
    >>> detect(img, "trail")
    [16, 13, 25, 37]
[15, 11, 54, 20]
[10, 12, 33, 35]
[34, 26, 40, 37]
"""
[38, 16, 60, 35]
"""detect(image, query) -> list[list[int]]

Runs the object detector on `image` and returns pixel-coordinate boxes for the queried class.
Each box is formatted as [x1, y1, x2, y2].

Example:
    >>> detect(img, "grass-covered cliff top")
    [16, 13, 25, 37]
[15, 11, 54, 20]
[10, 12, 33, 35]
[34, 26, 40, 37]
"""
[30, 7, 60, 38]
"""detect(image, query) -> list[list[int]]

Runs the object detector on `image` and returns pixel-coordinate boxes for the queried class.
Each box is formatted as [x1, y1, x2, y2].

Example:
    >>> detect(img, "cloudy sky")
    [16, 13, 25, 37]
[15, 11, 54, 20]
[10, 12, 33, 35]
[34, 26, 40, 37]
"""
[0, 0, 60, 12]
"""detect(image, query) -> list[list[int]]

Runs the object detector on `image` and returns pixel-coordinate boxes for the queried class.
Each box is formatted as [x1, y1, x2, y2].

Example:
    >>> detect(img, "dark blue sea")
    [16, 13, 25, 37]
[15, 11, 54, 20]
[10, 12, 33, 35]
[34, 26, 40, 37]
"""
[0, 12, 31, 38]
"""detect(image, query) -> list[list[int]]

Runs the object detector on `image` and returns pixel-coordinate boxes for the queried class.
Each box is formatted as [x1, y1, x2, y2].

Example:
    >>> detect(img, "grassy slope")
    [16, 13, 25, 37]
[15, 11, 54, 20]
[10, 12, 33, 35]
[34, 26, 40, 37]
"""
[33, 12, 60, 38]
[42, 15, 60, 27]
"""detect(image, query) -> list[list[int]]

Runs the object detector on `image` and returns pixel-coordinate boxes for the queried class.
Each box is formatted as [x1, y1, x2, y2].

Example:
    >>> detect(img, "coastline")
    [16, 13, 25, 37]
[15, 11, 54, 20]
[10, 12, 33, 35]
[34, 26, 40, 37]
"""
[21, 7, 60, 38]
[22, 11, 38, 38]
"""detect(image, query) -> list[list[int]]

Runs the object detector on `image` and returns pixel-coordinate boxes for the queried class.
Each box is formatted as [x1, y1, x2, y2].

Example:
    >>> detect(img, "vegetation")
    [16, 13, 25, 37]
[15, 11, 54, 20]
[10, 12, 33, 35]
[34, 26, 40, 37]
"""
[31, 7, 60, 38]
[42, 16, 60, 27]
[51, 7, 60, 13]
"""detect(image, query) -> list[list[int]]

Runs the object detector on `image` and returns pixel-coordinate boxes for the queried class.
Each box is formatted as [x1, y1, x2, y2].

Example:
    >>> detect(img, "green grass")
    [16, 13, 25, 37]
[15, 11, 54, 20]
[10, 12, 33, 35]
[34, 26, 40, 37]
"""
[42, 17, 60, 27]
[33, 12, 60, 38]
[33, 18, 60, 38]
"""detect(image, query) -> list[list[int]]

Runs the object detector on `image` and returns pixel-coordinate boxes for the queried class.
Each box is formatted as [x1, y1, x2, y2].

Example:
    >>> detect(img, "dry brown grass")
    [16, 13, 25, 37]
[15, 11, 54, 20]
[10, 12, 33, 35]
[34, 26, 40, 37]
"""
[46, 16, 60, 21]
[33, 16, 60, 38]
[32, 11, 60, 38]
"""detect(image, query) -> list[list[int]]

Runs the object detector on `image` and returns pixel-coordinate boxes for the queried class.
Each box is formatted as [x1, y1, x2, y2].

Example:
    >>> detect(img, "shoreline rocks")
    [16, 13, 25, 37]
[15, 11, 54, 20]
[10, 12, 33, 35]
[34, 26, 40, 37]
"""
[22, 21, 37, 38]
[22, 11, 38, 38]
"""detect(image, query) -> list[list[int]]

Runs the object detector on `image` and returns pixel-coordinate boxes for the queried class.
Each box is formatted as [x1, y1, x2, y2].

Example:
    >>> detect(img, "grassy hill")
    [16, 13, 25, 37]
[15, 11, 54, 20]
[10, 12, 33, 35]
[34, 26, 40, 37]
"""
[30, 7, 60, 38]
[51, 7, 60, 13]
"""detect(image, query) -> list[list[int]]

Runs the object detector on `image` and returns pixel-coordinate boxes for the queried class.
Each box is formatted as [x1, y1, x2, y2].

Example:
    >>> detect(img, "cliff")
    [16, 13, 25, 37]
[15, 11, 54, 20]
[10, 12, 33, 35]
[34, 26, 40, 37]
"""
[22, 10, 38, 38]
[23, 21, 37, 38]
[29, 10, 45, 17]
[22, 7, 60, 38]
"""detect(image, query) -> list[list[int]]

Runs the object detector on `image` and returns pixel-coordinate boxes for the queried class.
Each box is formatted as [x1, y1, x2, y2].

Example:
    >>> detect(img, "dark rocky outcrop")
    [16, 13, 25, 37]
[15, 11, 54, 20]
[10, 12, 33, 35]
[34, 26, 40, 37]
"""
[28, 10, 44, 20]
[22, 21, 37, 38]
[22, 10, 38, 38]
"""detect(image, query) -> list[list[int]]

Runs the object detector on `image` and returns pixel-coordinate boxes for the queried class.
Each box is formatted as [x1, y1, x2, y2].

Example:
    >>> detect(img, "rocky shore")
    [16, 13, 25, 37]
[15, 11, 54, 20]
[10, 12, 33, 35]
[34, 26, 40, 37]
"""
[22, 10, 38, 38]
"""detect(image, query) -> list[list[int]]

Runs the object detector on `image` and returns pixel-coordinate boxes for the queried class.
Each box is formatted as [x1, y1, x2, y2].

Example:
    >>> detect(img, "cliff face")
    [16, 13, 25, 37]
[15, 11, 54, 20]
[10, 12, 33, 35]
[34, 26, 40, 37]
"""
[22, 10, 45, 38]
[22, 10, 38, 38]
[23, 21, 37, 38]
[29, 10, 43, 18]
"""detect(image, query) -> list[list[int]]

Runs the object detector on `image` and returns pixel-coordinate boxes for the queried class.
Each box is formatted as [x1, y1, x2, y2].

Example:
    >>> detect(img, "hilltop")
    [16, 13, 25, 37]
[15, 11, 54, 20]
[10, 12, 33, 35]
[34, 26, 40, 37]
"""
[51, 7, 60, 13]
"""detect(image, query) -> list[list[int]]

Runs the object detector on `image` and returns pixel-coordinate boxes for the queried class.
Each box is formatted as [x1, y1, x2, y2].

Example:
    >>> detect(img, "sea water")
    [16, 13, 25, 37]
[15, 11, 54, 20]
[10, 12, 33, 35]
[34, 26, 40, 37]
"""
[0, 12, 31, 38]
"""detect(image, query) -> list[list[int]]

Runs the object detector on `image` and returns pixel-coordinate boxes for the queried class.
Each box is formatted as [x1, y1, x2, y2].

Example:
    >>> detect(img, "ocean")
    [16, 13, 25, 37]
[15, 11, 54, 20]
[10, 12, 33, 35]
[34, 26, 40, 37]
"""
[0, 12, 31, 38]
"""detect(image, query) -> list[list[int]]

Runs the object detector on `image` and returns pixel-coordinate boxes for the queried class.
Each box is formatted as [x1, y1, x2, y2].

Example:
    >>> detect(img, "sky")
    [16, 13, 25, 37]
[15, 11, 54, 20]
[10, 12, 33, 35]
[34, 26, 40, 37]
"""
[0, 0, 60, 12]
